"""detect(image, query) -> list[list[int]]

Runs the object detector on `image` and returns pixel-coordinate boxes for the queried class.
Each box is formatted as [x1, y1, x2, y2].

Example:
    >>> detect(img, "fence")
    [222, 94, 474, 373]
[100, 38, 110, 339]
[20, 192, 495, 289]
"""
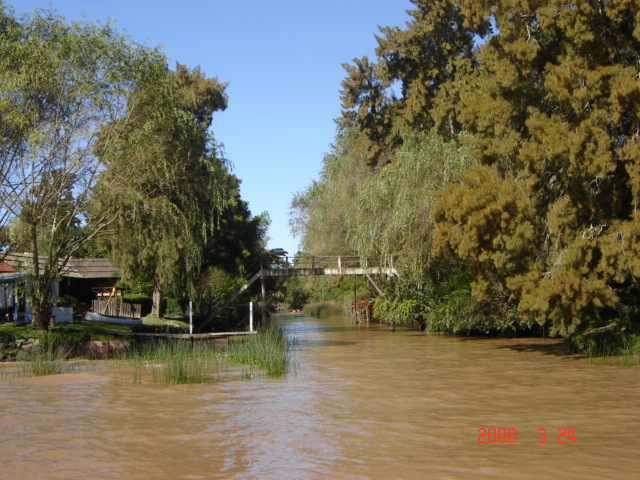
[91, 298, 142, 318]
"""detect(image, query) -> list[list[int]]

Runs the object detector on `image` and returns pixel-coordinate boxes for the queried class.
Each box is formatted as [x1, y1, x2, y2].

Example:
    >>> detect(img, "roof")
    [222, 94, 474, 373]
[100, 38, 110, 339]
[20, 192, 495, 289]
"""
[63, 258, 119, 279]
[3, 254, 119, 279]
[0, 261, 16, 273]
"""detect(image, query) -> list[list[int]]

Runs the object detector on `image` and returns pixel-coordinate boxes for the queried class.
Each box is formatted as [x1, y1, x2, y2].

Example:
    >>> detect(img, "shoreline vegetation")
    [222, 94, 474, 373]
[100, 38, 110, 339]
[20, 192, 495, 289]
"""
[0, 317, 292, 383]
[2, 311, 638, 383]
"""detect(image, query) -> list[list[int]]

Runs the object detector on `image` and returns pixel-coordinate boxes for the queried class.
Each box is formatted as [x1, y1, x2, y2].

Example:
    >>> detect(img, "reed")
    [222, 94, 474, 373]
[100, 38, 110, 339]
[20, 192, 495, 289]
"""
[20, 343, 67, 377]
[226, 322, 290, 377]
[120, 339, 224, 385]
[303, 301, 344, 317]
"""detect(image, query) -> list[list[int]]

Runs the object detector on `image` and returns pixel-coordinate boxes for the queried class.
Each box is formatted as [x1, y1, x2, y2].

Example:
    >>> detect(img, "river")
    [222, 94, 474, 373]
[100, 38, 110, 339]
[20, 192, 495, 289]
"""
[1, 315, 638, 479]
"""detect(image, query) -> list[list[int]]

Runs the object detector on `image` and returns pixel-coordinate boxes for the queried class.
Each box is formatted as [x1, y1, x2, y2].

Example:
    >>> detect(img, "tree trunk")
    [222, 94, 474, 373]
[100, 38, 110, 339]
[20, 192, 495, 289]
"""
[32, 307, 49, 331]
[151, 276, 163, 317]
[30, 224, 49, 331]
[30, 282, 52, 331]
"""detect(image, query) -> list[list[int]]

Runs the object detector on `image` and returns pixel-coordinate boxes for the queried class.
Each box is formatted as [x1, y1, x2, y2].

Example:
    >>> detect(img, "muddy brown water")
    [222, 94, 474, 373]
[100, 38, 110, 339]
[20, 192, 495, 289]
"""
[1, 315, 638, 480]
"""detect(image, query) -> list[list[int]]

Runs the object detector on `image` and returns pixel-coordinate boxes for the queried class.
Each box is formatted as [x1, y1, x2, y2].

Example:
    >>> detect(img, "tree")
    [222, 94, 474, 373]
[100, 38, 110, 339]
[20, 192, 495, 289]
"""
[0, 5, 165, 329]
[199, 172, 269, 278]
[93, 63, 232, 316]
[337, 0, 476, 166]
[290, 128, 372, 256]
[348, 131, 475, 275]
[434, 0, 640, 336]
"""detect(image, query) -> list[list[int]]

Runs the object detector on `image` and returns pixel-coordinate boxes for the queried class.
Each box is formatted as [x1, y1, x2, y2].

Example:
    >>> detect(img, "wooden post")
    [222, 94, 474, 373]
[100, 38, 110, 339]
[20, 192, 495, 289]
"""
[261, 274, 267, 324]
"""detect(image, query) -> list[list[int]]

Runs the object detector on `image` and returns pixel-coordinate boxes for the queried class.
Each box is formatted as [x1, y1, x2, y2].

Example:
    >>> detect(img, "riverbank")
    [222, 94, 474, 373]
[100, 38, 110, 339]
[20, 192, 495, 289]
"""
[0, 318, 290, 381]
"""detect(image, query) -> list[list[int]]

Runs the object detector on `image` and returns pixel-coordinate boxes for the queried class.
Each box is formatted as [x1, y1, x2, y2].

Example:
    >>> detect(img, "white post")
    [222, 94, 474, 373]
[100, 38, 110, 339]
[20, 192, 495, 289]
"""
[249, 301, 254, 332]
[189, 300, 193, 335]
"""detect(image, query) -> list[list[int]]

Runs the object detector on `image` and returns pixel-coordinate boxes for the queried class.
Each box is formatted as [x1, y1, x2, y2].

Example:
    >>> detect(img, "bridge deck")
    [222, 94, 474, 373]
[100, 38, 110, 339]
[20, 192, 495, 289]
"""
[263, 256, 397, 277]
[262, 266, 397, 277]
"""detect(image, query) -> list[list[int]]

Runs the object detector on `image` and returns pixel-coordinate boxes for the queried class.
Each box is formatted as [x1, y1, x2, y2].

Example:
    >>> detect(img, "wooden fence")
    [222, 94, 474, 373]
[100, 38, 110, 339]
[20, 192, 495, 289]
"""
[91, 298, 142, 318]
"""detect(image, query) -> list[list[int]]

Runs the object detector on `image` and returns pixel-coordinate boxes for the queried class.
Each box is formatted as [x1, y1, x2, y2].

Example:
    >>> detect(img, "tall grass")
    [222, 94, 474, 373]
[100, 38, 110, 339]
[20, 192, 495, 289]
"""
[226, 322, 290, 377]
[120, 339, 224, 385]
[303, 301, 344, 317]
[574, 333, 640, 368]
[20, 343, 68, 376]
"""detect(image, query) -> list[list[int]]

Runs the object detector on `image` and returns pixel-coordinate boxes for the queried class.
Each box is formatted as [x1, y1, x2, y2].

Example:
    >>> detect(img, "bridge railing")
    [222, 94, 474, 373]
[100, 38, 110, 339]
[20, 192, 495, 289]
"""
[266, 255, 394, 270]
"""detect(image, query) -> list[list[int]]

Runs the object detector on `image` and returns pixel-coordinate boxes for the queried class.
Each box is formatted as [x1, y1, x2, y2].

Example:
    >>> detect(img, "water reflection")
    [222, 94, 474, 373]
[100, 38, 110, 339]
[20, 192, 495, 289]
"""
[0, 315, 638, 479]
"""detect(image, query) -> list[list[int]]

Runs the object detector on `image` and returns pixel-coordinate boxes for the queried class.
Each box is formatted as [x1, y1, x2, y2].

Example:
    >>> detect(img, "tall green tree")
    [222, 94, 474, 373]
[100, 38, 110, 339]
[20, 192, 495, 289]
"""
[290, 128, 372, 256]
[434, 0, 640, 336]
[93, 63, 231, 316]
[199, 171, 270, 284]
[348, 131, 475, 275]
[337, 0, 476, 165]
[0, 4, 165, 329]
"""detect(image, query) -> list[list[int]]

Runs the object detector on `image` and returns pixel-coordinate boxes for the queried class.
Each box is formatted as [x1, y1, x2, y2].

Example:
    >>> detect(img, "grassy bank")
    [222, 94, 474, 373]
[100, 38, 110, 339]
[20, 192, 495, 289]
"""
[570, 333, 640, 368]
[1, 318, 292, 382]
[0, 320, 131, 344]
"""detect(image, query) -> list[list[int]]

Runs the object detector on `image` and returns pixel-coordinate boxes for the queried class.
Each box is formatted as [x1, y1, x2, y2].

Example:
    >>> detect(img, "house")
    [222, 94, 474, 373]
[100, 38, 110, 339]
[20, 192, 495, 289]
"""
[59, 258, 120, 305]
[0, 261, 20, 313]
[0, 254, 120, 320]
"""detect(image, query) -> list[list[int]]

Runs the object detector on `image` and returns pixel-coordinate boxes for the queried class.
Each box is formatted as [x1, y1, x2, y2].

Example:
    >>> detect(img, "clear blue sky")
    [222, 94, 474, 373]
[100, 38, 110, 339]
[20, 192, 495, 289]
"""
[12, 0, 413, 255]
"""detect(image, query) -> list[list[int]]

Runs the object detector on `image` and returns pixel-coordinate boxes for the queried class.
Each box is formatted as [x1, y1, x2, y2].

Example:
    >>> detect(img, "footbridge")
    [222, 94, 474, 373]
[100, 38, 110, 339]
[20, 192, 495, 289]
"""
[198, 256, 398, 331]
[263, 255, 398, 278]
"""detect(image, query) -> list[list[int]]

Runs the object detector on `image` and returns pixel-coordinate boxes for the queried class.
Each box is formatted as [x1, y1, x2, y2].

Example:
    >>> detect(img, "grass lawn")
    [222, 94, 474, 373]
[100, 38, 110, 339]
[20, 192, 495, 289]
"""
[0, 315, 189, 344]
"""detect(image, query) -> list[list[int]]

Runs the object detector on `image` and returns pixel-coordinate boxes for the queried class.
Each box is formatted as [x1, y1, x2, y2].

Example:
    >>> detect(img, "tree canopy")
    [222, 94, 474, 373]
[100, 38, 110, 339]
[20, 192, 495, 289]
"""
[0, 4, 166, 329]
[291, 0, 640, 342]
[92, 63, 234, 315]
[0, 4, 268, 328]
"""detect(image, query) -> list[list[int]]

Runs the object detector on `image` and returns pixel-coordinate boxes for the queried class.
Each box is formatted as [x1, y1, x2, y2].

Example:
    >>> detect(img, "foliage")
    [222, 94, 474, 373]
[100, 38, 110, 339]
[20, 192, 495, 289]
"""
[0, 320, 131, 344]
[290, 128, 372, 256]
[348, 131, 476, 274]
[93, 63, 231, 315]
[374, 278, 429, 327]
[303, 301, 344, 317]
[435, 0, 640, 338]
[121, 339, 224, 385]
[289, 0, 640, 347]
[0, 4, 165, 330]
[20, 342, 68, 376]
[338, 0, 477, 165]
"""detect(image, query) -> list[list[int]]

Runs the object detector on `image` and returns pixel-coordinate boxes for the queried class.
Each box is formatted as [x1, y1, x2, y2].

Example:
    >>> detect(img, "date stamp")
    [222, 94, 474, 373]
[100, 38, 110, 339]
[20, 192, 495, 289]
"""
[477, 427, 576, 444]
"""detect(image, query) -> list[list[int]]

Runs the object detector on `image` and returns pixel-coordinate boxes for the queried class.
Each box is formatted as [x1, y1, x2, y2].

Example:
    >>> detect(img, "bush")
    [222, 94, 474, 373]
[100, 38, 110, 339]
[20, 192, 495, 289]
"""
[303, 301, 344, 317]
[123, 294, 153, 316]
[374, 278, 429, 327]
[165, 297, 186, 316]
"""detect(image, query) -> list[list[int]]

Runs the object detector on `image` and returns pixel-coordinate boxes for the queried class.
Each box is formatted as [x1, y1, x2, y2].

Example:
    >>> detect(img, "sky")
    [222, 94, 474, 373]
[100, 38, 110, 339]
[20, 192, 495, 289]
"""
[11, 0, 414, 256]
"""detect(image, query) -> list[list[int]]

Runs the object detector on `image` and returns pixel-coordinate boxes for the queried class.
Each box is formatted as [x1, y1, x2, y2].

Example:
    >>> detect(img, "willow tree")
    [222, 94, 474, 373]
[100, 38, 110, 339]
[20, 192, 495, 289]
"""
[433, 0, 640, 337]
[93, 64, 231, 316]
[290, 128, 373, 256]
[0, 5, 165, 330]
[348, 131, 475, 275]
